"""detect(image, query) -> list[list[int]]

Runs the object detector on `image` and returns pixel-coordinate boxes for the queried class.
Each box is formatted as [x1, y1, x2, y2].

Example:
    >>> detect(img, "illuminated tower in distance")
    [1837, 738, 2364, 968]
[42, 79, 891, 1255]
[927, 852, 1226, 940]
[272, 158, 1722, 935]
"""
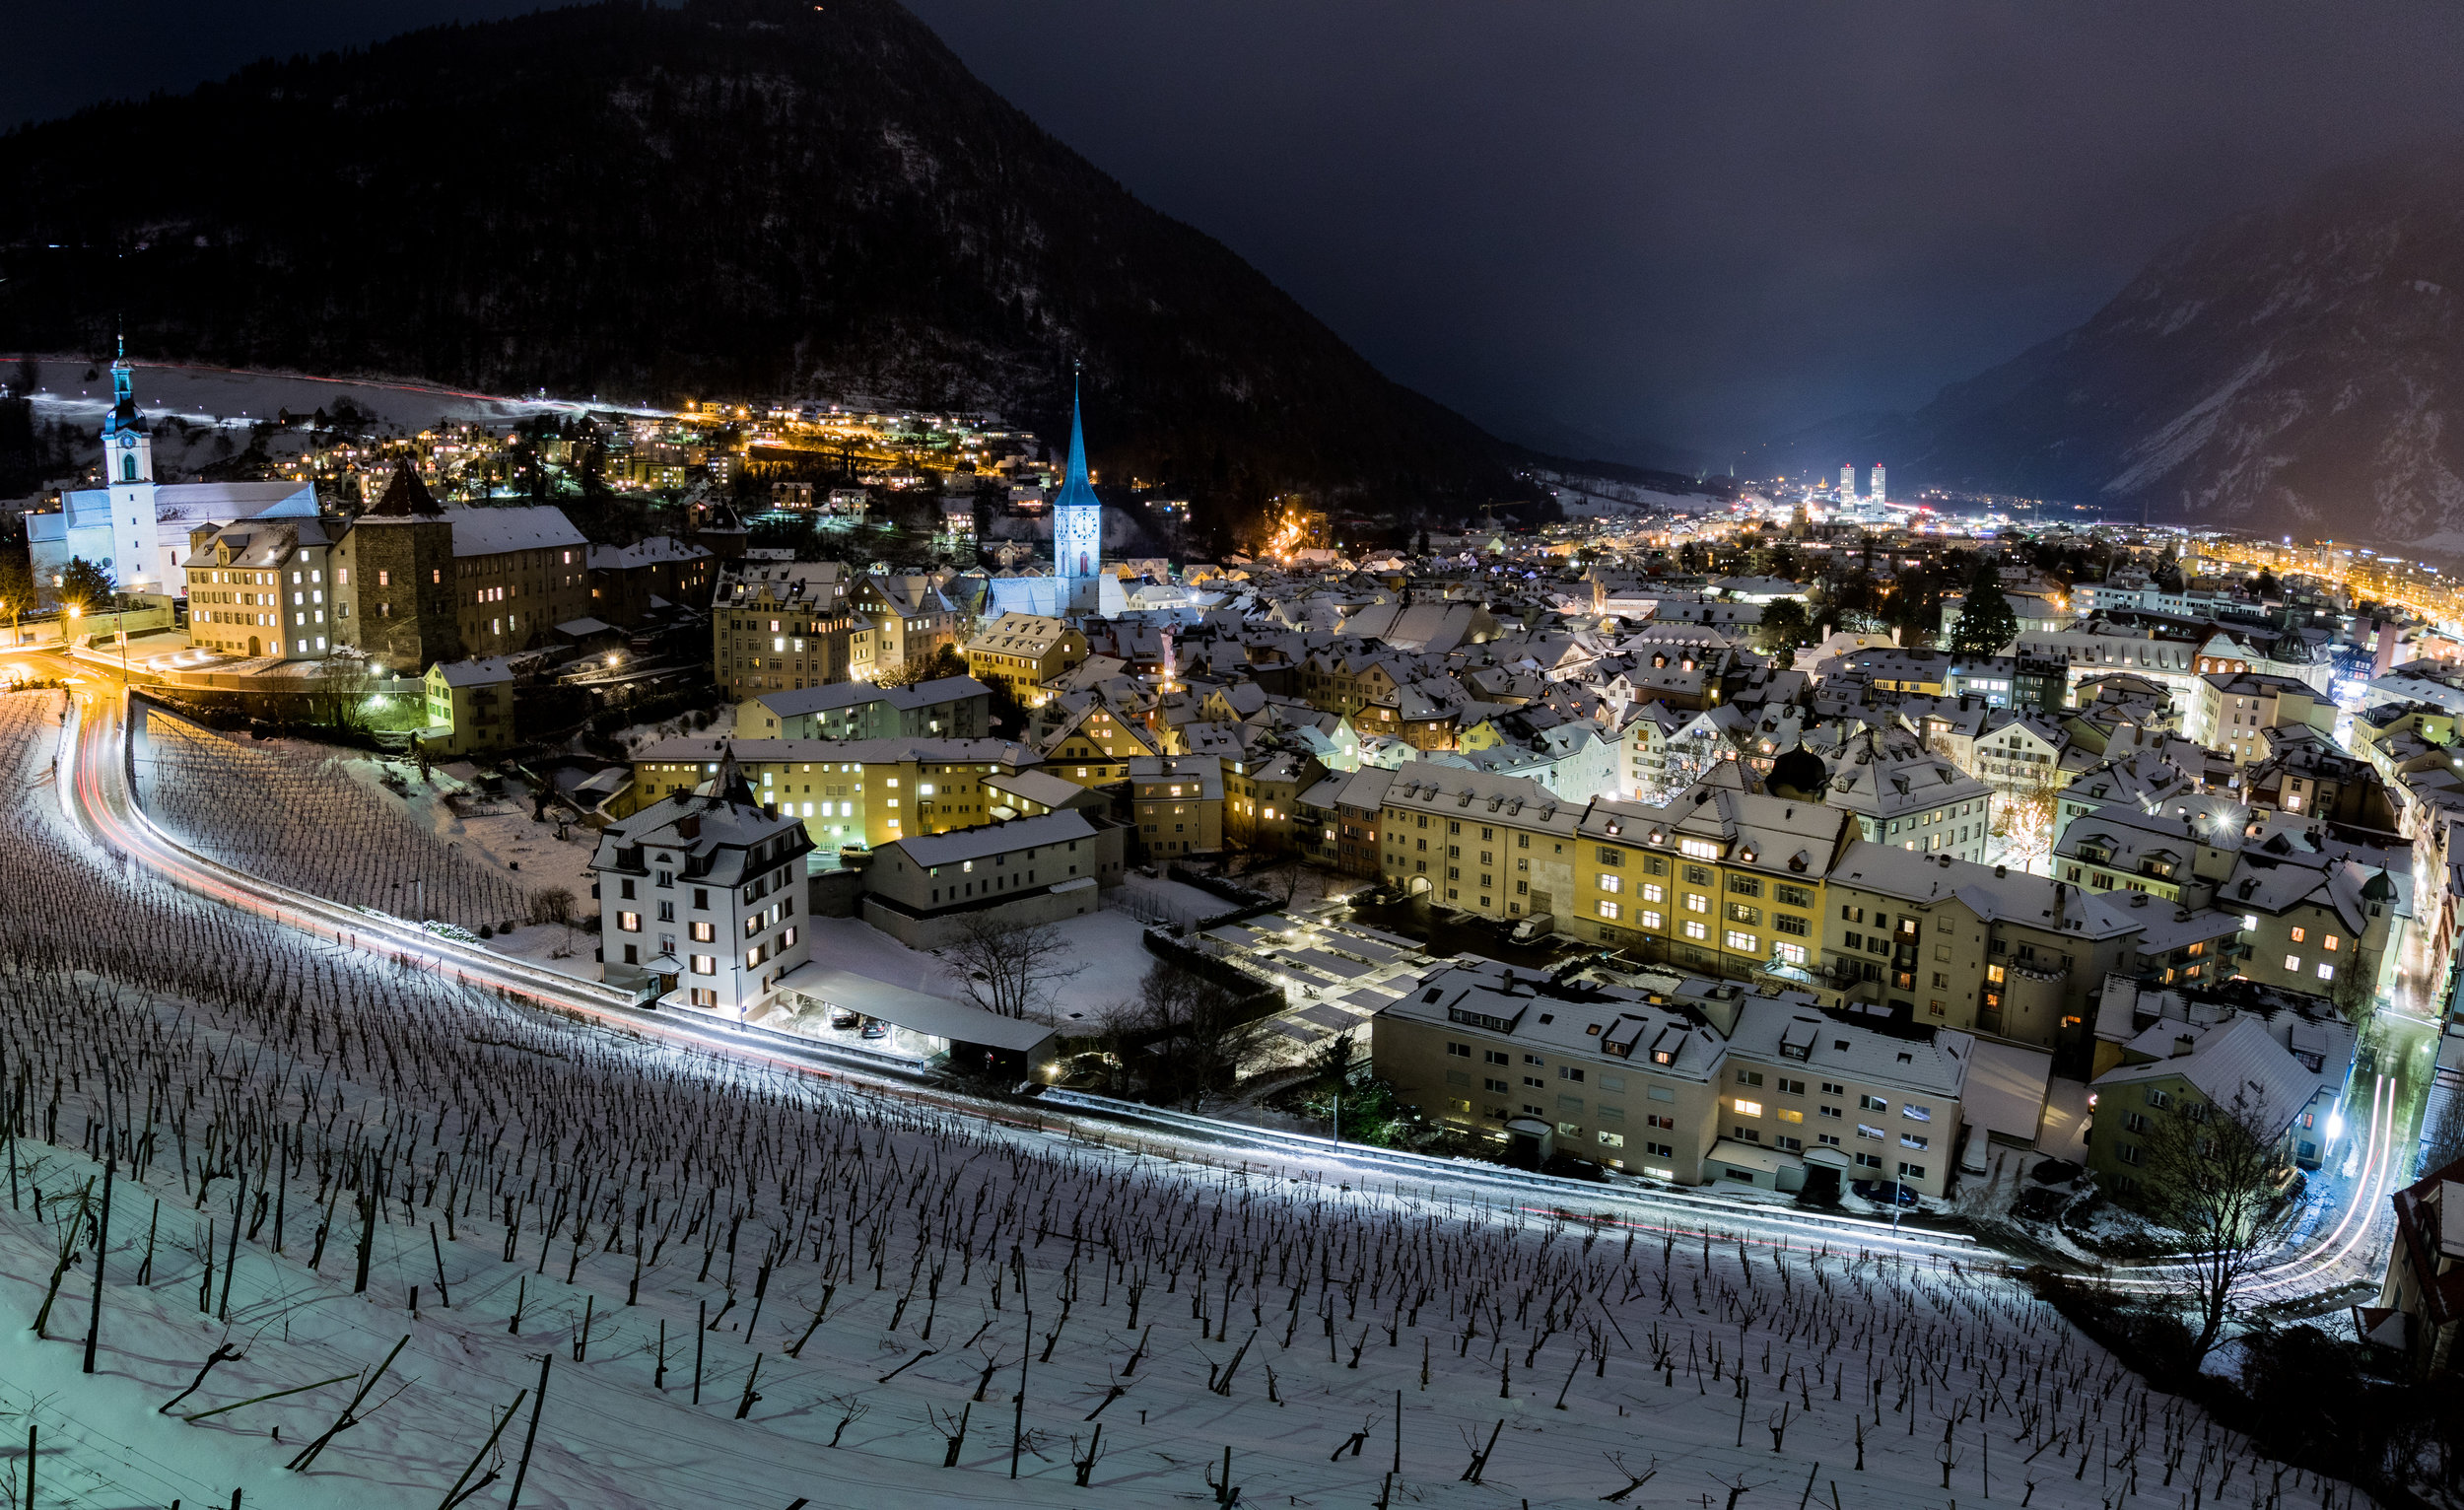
[1838, 462, 1856, 499]
[1871, 464, 1886, 505]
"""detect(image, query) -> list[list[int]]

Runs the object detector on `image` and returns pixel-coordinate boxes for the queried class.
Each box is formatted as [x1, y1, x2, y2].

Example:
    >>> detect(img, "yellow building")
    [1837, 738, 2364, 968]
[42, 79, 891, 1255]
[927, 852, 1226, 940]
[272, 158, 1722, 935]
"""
[1129, 754, 1226, 857]
[711, 558, 859, 700]
[420, 654, 519, 757]
[1225, 750, 1321, 854]
[625, 735, 1036, 852]
[964, 613, 1088, 708]
[1037, 701, 1162, 785]
[1572, 789, 1856, 980]
[1378, 769, 1584, 921]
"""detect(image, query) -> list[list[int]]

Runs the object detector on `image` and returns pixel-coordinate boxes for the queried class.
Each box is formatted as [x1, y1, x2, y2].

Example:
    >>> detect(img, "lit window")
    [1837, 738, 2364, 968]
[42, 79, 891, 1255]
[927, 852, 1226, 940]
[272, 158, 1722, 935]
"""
[1734, 1099, 1763, 1118]
[2284, 954, 2300, 972]
[1597, 900, 1621, 921]
[2317, 963, 2335, 982]
[1639, 910, 1664, 929]
[1597, 873, 1622, 894]
[1678, 838, 1719, 859]
[1724, 929, 1756, 952]
[2323, 934, 2340, 951]
[1681, 920, 1708, 941]
[2290, 927, 2306, 943]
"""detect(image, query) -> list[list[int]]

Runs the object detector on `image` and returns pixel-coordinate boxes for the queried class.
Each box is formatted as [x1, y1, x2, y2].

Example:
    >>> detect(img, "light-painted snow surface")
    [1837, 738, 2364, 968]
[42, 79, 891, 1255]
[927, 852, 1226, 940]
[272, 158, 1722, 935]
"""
[0, 689, 2374, 1509]
[23, 357, 644, 444]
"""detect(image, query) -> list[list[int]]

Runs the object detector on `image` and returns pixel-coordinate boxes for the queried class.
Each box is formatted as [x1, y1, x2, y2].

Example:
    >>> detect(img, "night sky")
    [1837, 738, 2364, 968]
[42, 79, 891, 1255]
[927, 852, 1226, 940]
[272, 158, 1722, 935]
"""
[18, 1, 2464, 469]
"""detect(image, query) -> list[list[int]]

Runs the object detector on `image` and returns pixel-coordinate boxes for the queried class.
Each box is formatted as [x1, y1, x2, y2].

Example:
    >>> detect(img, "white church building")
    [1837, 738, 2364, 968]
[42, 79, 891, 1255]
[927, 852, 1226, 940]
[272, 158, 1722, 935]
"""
[986, 381, 1125, 619]
[28, 344, 315, 604]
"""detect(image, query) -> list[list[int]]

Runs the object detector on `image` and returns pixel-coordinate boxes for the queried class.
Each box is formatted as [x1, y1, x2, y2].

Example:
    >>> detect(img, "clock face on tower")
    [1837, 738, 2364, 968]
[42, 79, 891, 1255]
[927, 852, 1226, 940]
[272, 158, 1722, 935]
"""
[119, 434, 135, 448]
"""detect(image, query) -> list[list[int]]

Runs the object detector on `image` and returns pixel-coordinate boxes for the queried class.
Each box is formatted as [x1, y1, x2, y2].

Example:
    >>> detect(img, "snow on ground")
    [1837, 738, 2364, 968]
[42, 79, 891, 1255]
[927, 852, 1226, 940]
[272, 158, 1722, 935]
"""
[24, 357, 648, 445]
[1109, 873, 1237, 931]
[5, 691, 2377, 1508]
[609, 704, 734, 755]
[132, 707, 539, 932]
[800, 907, 1161, 1027]
[308, 752, 600, 906]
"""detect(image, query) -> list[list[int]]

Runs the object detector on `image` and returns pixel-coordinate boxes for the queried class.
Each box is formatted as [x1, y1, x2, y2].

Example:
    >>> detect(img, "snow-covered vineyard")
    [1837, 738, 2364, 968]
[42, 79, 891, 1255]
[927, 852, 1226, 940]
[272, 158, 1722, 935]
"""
[132, 709, 537, 935]
[0, 690, 2373, 1508]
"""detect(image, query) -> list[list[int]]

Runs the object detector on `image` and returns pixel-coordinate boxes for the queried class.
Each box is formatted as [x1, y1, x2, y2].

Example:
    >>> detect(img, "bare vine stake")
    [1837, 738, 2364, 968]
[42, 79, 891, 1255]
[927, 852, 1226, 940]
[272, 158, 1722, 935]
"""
[435, 1388, 527, 1510]
[504, 1353, 553, 1510]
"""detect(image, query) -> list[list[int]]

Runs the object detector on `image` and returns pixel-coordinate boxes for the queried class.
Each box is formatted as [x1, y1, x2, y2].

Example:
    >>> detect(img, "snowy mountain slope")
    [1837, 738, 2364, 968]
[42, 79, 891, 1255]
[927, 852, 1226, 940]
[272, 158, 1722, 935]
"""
[1769, 141, 2464, 545]
[0, 686, 2367, 1509]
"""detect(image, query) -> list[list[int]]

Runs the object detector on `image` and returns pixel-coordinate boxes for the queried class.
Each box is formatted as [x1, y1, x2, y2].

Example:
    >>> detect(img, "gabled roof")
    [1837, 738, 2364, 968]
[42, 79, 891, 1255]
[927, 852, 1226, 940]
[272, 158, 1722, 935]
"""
[364, 459, 443, 517]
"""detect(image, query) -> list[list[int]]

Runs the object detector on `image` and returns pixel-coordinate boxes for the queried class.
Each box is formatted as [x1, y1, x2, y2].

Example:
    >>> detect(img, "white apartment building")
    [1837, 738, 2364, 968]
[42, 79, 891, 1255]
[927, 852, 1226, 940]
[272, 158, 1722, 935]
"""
[592, 758, 812, 1014]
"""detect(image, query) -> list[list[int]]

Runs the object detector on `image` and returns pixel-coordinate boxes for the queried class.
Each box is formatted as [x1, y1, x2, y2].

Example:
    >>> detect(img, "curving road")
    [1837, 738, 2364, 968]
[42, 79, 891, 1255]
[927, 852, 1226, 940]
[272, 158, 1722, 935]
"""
[40, 670, 2410, 1290]
[51, 679, 1991, 1258]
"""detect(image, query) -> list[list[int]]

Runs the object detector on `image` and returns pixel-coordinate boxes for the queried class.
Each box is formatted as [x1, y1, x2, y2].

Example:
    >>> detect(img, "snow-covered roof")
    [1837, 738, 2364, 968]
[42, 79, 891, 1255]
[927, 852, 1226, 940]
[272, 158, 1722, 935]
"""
[880, 809, 1098, 868]
[439, 504, 588, 557]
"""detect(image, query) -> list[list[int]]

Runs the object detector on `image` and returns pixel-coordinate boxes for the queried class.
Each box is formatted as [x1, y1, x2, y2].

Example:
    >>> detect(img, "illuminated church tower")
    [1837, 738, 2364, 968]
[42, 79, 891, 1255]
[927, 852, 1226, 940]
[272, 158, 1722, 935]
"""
[97, 336, 161, 591]
[1052, 381, 1103, 584]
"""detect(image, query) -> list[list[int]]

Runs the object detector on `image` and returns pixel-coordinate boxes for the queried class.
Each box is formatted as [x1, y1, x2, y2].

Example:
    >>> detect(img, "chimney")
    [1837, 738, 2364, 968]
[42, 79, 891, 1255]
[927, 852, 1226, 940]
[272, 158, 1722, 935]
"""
[676, 815, 701, 841]
[2171, 1034, 2195, 1059]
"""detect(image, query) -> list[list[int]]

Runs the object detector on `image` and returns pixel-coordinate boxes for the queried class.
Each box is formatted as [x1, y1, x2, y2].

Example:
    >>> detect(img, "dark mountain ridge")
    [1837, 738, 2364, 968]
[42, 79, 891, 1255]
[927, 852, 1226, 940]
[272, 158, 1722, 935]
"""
[0, 0, 1526, 519]
[1768, 140, 2464, 546]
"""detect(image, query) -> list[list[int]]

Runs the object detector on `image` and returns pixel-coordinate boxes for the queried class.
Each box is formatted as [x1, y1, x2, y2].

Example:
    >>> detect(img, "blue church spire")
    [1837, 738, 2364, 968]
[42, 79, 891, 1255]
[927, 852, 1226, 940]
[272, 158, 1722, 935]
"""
[104, 328, 144, 441]
[1055, 376, 1097, 512]
[1052, 368, 1103, 582]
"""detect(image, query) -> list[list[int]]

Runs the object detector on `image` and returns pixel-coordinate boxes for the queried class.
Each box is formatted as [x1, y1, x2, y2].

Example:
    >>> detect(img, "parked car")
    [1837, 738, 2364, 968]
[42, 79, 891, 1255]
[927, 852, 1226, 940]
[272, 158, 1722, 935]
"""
[860, 1019, 890, 1040]
[828, 1007, 859, 1030]
[1850, 1179, 1919, 1207]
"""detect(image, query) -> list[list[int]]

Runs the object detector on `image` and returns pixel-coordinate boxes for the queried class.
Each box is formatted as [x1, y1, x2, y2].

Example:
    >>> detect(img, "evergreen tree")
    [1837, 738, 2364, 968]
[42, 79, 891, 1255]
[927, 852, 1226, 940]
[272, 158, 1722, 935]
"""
[1947, 561, 2019, 658]
[1753, 596, 1812, 658]
[57, 556, 114, 612]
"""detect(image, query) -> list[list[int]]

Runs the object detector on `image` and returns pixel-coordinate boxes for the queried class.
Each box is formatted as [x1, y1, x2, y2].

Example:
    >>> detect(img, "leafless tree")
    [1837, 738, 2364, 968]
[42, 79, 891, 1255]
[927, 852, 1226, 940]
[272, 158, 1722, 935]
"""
[2138, 1081, 2303, 1360]
[1989, 767, 2065, 873]
[526, 887, 578, 928]
[1103, 961, 1268, 1107]
[941, 914, 1083, 1021]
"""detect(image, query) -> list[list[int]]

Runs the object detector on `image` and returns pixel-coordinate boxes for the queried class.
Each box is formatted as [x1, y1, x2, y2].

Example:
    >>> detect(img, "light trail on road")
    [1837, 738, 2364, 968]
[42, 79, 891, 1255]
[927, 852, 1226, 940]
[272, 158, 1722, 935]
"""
[60, 686, 1989, 1259]
[56, 680, 2410, 1290]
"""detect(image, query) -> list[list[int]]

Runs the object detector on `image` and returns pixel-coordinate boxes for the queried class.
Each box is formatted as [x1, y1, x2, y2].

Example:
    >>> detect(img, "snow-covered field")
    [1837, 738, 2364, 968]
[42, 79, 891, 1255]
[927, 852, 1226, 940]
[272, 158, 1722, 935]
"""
[22, 357, 639, 445]
[0, 688, 2373, 1509]
[132, 706, 541, 933]
[131, 706, 592, 939]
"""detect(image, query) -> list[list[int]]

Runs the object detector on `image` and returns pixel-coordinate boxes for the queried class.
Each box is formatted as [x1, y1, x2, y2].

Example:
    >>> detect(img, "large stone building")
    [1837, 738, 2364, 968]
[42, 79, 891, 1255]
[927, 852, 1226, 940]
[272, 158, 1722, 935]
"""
[179, 462, 587, 667]
[712, 556, 857, 699]
[328, 462, 590, 672]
